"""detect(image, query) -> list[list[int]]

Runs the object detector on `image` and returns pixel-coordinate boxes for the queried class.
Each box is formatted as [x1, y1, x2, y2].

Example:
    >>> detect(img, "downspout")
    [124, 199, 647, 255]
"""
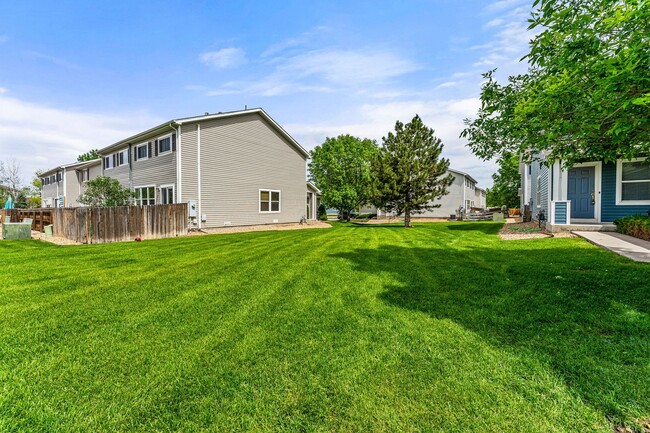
[197, 123, 202, 229]
[173, 122, 182, 203]
[128, 143, 133, 192]
[62, 169, 67, 207]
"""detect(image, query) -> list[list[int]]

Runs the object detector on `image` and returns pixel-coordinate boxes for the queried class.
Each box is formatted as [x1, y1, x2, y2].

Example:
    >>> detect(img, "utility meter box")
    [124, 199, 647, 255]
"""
[188, 200, 197, 218]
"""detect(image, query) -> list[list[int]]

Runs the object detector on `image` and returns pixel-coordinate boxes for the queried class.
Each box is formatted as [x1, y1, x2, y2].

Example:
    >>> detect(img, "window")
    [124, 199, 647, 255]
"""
[160, 185, 174, 204]
[104, 155, 114, 170]
[50, 175, 55, 184]
[158, 135, 171, 154]
[260, 190, 280, 212]
[617, 159, 650, 204]
[135, 143, 149, 161]
[134, 186, 156, 206]
[115, 149, 129, 167]
[56, 172, 62, 182]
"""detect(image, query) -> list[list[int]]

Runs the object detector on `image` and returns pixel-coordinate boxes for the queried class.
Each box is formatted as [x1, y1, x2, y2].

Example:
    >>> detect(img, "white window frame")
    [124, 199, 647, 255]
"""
[135, 142, 149, 161]
[134, 185, 156, 206]
[159, 184, 175, 205]
[157, 134, 172, 155]
[616, 158, 650, 205]
[115, 149, 129, 167]
[259, 189, 281, 213]
[104, 155, 114, 170]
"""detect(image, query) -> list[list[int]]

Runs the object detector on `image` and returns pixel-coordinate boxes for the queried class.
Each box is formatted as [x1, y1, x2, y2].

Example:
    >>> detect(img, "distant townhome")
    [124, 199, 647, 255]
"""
[94, 108, 317, 228]
[361, 168, 486, 219]
[521, 156, 650, 232]
[41, 159, 101, 208]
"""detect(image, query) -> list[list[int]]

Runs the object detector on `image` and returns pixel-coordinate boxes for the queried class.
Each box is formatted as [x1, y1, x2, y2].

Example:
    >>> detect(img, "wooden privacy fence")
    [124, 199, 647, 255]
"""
[51, 204, 188, 244]
[0, 209, 53, 231]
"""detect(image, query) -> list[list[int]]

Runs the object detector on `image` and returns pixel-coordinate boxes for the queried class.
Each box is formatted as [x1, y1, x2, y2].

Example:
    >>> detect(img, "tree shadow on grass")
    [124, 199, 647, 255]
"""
[331, 243, 650, 423]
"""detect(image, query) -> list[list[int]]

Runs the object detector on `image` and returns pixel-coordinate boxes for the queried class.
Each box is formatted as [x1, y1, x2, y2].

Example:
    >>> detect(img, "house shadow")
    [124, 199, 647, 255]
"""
[330, 243, 650, 421]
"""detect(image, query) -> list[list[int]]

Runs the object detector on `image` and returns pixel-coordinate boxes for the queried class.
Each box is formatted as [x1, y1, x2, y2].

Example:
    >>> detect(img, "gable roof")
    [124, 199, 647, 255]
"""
[97, 108, 309, 158]
[41, 159, 100, 177]
[449, 168, 477, 184]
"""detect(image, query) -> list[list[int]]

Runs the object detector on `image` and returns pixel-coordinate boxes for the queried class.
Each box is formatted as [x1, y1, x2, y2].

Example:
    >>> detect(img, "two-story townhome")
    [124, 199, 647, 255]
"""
[41, 159, 101, 208]
[97, 108, 314, 228]
[361, 168, 486, 219]
[414, 169, 484, 218]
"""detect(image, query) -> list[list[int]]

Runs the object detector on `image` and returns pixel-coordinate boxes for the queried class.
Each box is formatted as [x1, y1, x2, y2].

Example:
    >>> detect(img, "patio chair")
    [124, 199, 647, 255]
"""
[22, 218, 33, 227]
[3, 216, 9, 224]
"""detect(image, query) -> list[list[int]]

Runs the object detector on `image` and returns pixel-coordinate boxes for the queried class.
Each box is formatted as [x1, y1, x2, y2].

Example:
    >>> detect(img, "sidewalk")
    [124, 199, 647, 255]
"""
[573, 231, 650, 263]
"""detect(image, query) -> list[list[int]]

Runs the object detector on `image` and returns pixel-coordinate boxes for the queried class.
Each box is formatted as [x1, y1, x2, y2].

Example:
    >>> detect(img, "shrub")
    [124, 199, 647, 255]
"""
[318, 204, 328, 221]
[613, 214, 650, 241]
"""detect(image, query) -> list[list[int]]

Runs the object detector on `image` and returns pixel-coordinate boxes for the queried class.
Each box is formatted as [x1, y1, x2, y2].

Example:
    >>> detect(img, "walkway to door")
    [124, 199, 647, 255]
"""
[574, 231, 650, 263]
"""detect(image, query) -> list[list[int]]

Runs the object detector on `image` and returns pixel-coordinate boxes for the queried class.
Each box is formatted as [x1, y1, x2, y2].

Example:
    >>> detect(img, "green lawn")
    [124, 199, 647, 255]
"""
[1, 222, 648, 432]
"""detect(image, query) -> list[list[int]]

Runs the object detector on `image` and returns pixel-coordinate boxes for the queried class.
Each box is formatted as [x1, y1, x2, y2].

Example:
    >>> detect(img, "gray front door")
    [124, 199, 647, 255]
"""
[568, 167, 595, 218]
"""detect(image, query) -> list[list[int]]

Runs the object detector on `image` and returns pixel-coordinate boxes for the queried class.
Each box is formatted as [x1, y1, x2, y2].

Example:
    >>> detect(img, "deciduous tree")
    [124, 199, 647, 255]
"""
[372, 115, 453, 228]
[462, 0, 650, 166]
[77, 149, 100, 162]
[486, 153, 520, 208]
[308, 135, 377, 221]
[78, 176, 133, 207]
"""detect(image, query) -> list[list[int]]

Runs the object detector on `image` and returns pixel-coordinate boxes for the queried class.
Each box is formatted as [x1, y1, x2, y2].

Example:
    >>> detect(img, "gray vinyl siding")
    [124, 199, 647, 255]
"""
[64, 167, 82, 207]
[417, 172, 467, 218]
[103, 148, 130, 188]
[131, 143, 177, 199]
[41, 177, 61, 207]
[179, 124, 198, 203]
[182, 113, 307, 227]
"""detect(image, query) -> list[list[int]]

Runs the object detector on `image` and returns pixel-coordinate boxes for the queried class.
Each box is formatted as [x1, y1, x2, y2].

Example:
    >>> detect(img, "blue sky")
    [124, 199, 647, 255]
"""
[0, 0, 533, 187]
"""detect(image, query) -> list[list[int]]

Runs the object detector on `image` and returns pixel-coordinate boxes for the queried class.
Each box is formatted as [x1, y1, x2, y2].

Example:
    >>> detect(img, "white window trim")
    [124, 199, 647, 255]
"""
[159, 184, 175, 205]
[259, 189, 281, 213]
[134, 184, 156, 206]
[104, 155, 114, 170]
[135, 142, 149, 161]
[157, 133, 173, 156]
[116, 148, 129, 167]
[616, 158, 650, 205]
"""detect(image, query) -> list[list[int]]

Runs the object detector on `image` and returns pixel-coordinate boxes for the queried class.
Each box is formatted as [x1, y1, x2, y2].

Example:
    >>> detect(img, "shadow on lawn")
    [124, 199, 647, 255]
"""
[331, 243, 650, 422]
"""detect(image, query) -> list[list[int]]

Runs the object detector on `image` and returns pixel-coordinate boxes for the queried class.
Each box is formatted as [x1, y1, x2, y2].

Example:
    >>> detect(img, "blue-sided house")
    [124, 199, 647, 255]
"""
[521, 155, 650, 232]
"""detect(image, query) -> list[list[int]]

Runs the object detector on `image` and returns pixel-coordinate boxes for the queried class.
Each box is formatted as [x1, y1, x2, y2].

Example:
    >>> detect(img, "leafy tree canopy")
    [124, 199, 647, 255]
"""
[372, 115, 453, 228]
[78, 176, 133, 207]
[308, 134, 378, 220]
[486, 153, 520, 208]
[77, 149, 100, 162]
[462, 0, 650, 166]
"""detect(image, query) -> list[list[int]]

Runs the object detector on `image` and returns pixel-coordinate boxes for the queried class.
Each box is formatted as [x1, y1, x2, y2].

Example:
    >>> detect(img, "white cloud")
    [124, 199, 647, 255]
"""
[286, 97, 497, 187]
[261, 26, 329, 58]
[0, 94, 159, 185]
[0, 87, 7, 94]
[484, 0, 524, 12]
[199, 48, 247, 69]
[202, 48, 419, 97]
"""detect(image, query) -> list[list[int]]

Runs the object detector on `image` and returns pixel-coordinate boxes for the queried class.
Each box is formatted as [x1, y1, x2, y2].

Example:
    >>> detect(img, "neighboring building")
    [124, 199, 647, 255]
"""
[475, 187, 487, 208]
[521, 156, 650, 232]
[41, 159, 101, 208]
[414, 169, 484, 218]
[96, 108, 315, 228]
[361, 168, 486, 219]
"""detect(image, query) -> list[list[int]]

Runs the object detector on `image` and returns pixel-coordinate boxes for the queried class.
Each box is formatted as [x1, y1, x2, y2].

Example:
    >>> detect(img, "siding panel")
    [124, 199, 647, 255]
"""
[601, 162, 649, 222]
[184, 113, 307, 227]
